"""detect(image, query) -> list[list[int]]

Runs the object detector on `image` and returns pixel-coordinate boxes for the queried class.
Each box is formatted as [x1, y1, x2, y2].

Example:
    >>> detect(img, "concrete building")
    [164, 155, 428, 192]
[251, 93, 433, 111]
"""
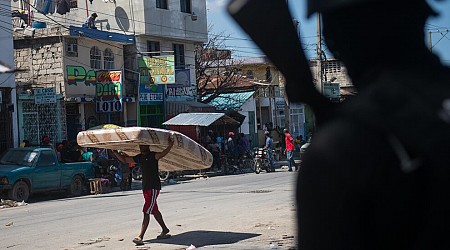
[204, 56, 354, 147]
[0, 0, 19, 153]
[13, 25, 135, 145]
[9, 0, 208, 145]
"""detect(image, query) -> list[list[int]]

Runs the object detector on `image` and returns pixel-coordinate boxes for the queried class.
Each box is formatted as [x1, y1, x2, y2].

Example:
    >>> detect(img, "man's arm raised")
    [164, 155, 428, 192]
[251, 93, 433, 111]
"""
[155, 136, 174, 160]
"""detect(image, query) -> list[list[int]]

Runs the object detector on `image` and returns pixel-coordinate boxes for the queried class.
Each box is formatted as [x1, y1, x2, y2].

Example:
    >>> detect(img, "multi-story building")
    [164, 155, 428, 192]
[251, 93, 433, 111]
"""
[0, 0, 18, 154]
[10, 0, 207, 145]
[204, 56, 354, 147]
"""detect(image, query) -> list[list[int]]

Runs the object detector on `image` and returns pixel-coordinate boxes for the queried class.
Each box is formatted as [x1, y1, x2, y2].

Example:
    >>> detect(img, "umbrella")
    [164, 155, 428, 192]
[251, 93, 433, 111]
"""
[87, 124, 122, 130]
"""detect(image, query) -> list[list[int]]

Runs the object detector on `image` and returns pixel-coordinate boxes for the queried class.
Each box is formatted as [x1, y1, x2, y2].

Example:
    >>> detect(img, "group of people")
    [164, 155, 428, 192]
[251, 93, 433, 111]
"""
[204, 130, 250, 170]
[263, 128, 301, 172]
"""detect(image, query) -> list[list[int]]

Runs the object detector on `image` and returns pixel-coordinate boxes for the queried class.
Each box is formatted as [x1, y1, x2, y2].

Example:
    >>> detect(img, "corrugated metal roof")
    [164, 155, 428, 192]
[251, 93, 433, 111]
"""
[163, 113, 240, 126]
[203, 91, 255, 111]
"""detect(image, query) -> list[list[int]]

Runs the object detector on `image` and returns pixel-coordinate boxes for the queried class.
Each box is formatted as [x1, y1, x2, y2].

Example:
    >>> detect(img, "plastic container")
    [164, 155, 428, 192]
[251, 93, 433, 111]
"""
[32, 21, 46, 29]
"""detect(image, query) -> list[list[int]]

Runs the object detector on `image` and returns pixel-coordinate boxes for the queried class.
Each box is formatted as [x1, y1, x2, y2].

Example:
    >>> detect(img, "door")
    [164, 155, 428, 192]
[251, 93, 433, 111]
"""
[32, 151, 60, 191]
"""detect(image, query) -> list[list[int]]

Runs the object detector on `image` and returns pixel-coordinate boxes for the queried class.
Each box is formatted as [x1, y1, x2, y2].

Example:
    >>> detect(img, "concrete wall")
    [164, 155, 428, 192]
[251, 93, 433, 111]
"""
[239, 97, 257, 135]
[14, 36, 64, 92]
[0, 0, 18, 147]
[62, 37, 125, 98]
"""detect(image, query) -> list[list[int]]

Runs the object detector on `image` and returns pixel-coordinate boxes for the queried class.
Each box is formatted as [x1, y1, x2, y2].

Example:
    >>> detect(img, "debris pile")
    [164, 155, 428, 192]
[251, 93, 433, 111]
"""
[0, 199, 28, 209]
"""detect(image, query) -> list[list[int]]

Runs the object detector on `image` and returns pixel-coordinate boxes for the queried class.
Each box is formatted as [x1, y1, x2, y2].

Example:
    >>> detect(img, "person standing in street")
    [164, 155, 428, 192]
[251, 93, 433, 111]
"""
[113, 136, 174, 245]
[264, 131, 275, 172]
[283, 129, 296, 171]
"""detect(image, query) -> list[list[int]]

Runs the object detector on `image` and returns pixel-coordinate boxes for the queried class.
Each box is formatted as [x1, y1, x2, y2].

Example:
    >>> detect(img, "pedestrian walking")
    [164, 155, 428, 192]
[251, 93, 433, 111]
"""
[283, 129, 296, 171]
[113, 135, 174, 245]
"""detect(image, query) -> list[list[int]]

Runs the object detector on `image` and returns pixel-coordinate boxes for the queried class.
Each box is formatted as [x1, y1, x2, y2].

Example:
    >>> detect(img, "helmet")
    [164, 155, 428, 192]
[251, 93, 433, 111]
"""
[307, 0, 435, 17]
[228, 132, 235, 136]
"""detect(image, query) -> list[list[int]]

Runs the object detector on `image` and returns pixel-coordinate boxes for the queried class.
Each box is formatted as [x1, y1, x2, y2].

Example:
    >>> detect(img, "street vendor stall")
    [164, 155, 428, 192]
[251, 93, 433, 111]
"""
[162, 112, 241, 145]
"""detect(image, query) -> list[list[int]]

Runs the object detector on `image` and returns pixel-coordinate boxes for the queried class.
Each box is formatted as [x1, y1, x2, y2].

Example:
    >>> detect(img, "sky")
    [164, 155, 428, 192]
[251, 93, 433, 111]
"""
[205, 0, 450, 65]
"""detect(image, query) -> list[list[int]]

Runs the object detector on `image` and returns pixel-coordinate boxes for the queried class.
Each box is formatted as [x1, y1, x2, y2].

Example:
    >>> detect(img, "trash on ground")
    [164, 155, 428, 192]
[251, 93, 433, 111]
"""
[0, 199, 28, 209]
[186, 244, 197, 250]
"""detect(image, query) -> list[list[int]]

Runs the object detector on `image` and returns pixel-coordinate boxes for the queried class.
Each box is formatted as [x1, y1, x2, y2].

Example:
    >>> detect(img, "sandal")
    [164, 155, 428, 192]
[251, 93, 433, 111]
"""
[132, 236, 144, 245]
[156, 233, 171, 239]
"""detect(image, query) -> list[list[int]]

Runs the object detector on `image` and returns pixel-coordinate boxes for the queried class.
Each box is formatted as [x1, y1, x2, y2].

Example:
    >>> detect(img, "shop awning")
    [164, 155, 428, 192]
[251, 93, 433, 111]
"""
[163, 113, 240, 127]
[202, 91, 255, 111]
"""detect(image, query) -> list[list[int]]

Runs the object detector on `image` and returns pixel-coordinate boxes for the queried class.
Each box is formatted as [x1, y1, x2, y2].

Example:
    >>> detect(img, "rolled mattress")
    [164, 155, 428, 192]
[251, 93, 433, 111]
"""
[77, 127, 213, 171]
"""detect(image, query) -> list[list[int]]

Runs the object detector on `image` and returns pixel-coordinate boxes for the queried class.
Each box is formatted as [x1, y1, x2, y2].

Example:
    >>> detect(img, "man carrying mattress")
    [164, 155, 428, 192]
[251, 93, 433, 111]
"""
[113, 136, 174, 245]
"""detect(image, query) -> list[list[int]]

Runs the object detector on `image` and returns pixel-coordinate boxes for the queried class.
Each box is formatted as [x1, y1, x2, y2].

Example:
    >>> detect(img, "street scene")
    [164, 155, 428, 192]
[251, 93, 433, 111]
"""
[1, 0, 450, 250]
[1, 168, 297, 249]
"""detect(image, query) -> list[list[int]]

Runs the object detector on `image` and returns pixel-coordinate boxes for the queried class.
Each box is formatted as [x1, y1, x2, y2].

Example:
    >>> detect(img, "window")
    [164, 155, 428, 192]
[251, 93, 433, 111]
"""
[104, 48, 115, 69]
[66, 38, 78, 57]
[90, 46, 102, 69]
[69, 0, 77, 8]
[180, 0, 191, 13]
[147, 41, 160, 56]
[58, 0, 77, 9]
[36, 151, 56, 166]
[156, 0, 168, 9]
[246, 70, 254, 79]
[173, 44, 185, 68]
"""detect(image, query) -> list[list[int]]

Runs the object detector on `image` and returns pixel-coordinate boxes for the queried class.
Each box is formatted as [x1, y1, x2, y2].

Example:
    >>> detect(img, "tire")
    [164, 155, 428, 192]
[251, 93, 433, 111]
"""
[68, 175, 84, 197]
[255, 160, 261, 174]
[8, 181, 30, 202]
[159, 171, 171, 181]
[120, 178, 129, 191]
[132, 166, 142, 180]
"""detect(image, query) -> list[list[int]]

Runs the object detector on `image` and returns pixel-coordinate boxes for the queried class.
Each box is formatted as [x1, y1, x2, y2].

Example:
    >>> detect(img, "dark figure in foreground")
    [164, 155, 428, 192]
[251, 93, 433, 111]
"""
[298, 0, 450, 249]
[113, 136, 174, 245]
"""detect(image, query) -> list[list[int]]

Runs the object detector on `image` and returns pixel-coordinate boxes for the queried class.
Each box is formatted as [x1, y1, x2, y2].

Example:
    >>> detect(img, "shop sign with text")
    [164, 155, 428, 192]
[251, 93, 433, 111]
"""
[138, 56, 175, 84]
[34, 88, 56, 104]
[95, 70, 123, 113]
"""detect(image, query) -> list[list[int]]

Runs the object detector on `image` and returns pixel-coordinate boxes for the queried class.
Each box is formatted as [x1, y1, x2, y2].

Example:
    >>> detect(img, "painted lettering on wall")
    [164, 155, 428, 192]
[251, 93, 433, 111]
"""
[95, 70, 123, 113]
[66, 66, 96, 86]
[138, 55, 175, 84]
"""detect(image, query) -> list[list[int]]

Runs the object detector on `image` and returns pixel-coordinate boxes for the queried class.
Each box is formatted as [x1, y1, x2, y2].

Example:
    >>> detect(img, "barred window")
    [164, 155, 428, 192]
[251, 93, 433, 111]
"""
[90, 46, 102, 69]
[156, 0, 168, 9]
[180, 0, 191, 13]
[104, 48, 115, 69]
[147, 41, 160, 56]
[173, 43, 185, 69]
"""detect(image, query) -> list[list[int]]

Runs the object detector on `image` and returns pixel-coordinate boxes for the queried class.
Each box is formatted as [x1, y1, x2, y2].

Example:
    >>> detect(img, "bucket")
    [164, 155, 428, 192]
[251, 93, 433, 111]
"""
[32, 21, 46, 29]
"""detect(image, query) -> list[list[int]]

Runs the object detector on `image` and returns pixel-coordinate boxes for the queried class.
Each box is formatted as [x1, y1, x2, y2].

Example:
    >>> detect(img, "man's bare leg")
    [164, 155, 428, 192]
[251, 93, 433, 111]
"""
[153, 210, 170, 237]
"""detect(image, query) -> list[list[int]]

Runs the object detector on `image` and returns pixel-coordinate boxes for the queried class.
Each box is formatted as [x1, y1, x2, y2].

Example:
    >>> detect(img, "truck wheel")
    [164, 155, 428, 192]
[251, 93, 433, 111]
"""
[68, 175, 83, 196]
[8, 181, 30, 202]
[159, 171, 171, 181]
[132, 166, 142, 180]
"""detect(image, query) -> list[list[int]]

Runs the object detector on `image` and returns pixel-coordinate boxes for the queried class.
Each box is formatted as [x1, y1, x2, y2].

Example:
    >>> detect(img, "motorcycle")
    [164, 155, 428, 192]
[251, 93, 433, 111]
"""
[132, 164, 177, 181]
[253, 148, 274, 174]
[97, 158, 131, 191]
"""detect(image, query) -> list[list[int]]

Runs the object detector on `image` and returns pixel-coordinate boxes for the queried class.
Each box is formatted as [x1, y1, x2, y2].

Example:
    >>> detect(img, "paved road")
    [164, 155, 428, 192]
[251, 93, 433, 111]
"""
[0, 169, 298, 249]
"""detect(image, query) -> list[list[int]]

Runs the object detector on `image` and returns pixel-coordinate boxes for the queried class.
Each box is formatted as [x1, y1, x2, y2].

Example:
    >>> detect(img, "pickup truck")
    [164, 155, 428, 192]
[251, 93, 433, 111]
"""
[0, 147, 95, 202]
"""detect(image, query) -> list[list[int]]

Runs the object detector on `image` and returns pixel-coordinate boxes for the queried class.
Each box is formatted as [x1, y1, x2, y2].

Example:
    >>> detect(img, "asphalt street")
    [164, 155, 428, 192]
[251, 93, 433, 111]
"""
[0, 169, 298, 249]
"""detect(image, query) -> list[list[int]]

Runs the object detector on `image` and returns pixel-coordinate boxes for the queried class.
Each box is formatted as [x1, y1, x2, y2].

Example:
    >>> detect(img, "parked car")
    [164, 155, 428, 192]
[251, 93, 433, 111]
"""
[0, 147, 95, 201]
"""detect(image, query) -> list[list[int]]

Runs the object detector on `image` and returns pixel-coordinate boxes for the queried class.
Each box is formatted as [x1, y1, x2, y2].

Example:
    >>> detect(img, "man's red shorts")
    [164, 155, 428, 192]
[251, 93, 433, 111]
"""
[143, 189, 160, 214]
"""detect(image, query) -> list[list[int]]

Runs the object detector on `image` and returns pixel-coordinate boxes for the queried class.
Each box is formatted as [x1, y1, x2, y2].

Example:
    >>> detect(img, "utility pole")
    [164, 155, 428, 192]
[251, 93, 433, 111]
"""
[428, 29, 449, 53]
[317, 13, 323, 93]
